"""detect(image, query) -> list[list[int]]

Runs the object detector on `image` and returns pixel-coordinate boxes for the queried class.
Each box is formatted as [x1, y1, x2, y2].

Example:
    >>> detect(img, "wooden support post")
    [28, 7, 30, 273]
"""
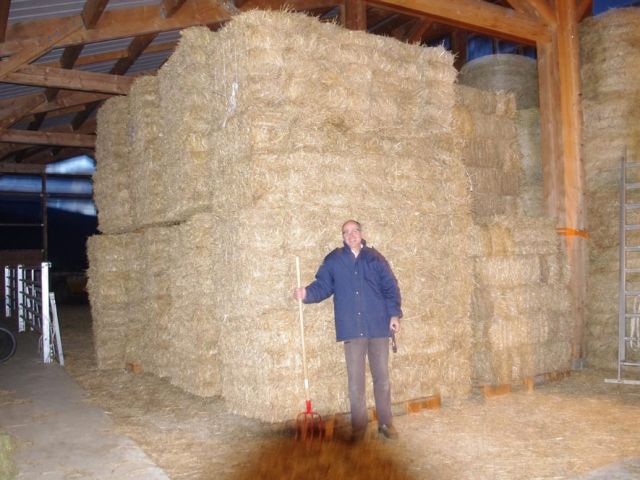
[556, 0, 587, 365]
[344, 0, 367, 30]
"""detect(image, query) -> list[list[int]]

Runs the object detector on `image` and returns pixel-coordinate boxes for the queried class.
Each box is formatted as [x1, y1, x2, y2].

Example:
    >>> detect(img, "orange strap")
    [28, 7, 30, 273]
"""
[556, 227, 589, 239]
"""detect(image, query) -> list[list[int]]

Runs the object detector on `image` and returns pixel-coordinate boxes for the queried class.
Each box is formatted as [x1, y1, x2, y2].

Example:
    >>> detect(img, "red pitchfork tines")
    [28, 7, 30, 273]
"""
[294, 256, 324, 443]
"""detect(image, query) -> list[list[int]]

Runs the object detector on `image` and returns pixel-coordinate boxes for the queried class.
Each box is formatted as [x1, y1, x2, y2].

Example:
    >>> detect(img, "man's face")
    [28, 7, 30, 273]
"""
[342, 222, 362, 250]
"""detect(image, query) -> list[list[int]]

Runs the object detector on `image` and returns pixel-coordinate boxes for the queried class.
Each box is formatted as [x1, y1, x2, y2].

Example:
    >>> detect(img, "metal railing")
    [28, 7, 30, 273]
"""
[3, 262, 63, 364]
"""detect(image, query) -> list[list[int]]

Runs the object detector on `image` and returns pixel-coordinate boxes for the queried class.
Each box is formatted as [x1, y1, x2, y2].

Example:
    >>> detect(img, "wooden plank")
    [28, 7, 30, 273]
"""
[0, 129, 96, 148]
[344, 0, 368, 30]
[370, 0, 550, 44]
[0, 17, 83, 79]
[482, 384, 512, 398]
[162, 0, 187, 18]
[557, 0, 586, 363]
[1, 2, 229, 57]
[406, 395, 441, 412]
[3, 65, 134, 94]
[0, 91, 112, 116]
[81, 0, 111, 29]
[0, 0, 10, 43]
[0, 93, 46, 129]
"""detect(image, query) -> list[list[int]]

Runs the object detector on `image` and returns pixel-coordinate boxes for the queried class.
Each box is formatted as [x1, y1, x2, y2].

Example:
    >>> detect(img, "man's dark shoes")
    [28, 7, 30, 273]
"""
[378, 424, 399, 439]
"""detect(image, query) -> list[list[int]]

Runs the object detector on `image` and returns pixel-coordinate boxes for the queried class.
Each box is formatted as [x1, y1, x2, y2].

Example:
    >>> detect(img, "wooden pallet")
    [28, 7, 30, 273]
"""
[480, 370, 571, 398]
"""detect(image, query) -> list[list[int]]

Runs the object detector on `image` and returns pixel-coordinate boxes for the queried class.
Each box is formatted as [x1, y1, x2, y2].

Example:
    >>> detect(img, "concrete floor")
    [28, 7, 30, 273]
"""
[0, 331, 169, 480]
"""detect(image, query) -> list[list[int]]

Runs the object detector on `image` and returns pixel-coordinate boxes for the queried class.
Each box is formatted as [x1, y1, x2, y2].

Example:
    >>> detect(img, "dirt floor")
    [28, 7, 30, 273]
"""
[58, 305, 640, 480]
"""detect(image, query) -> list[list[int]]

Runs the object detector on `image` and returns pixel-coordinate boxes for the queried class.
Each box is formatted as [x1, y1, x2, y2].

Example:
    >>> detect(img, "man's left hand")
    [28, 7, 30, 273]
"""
[389, 316, 400, 333]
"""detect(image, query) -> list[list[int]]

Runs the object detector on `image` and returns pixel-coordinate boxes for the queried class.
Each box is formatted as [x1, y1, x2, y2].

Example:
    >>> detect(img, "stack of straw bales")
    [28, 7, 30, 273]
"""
[89, 10, 573, 421]
[89, 10, 474, 422]
[458, 54, 539, 110]
[455, 85, 572, 385]
[580, 8, 640, 368]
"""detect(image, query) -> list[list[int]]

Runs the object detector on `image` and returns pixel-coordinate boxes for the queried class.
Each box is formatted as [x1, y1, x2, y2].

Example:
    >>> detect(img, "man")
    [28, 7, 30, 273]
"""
[293, 220, 402, 440]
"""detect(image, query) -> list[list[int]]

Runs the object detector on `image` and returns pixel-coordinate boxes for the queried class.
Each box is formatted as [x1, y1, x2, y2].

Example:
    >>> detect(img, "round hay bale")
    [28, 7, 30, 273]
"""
[458, 54, 539, 109]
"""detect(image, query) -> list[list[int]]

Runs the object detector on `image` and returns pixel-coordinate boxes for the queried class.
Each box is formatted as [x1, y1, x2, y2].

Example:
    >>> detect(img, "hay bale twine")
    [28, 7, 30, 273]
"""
[458, 54, 539, 110]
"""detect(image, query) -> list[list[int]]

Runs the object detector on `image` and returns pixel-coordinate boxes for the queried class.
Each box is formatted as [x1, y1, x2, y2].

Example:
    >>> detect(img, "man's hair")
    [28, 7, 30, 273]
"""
[341, 220, 362, 233]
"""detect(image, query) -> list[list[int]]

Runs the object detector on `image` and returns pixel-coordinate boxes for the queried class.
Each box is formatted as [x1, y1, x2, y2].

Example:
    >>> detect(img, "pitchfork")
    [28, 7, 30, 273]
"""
[295, 256, 324, 443]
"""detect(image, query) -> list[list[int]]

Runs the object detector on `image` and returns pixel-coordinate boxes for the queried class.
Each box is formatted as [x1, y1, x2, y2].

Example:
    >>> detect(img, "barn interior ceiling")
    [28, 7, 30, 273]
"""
[0, 0, 594, 168]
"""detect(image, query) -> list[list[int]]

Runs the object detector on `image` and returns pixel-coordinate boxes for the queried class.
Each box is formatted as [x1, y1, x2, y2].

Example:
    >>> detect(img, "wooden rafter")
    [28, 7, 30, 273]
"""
[3, 65, 134, 94]
[0, 0, 10, 43]
[81, 0, 111, 29]
[405, 18, 433, 43]
[71, 33, 156, 131]
[162, 0, 188, 18]
[0, 93, 47, 129]
[0, 17, 83, 78]
[0, 1, 229, 57]
[0, 129, 96, 148]
[369, 0, 550, 44]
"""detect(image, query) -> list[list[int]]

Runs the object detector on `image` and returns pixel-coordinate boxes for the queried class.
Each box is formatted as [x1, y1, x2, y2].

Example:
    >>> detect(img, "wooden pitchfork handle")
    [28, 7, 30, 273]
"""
[295, 256, 312, 412]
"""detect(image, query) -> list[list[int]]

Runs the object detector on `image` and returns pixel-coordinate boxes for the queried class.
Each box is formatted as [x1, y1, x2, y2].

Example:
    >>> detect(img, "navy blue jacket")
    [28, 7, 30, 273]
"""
[304, 240, 402, 341]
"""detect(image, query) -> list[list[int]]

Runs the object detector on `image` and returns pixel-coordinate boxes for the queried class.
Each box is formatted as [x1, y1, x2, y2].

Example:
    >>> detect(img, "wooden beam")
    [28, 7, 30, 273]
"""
[406, 18, 432, 43]
[81, 0, 111, 29]
[111, 34, 157, 75]
[0, 0, 10, 43]
[556, 0, 586, 363]
[369, 0, 550, 44]
[344, 0, 367, 30]
[239, 0, 338, 9]
[1, 1, 229, 57]
[3, 65, 134, 94]
[0, 91, 111, 116]
[0, 17, 83, 79]
[536, 37, 564, 222]
[162, 0, 187, 18]
[0, 93, 46, 129]
[576, 0, 592, 22]
[451, 29, 468, 71]
[71, 33, 155, 130]
[525, 0, 556, 25]
[0, 129, 96, 148]
[0, 162, 46, 174]
[503, 0, 540, 19]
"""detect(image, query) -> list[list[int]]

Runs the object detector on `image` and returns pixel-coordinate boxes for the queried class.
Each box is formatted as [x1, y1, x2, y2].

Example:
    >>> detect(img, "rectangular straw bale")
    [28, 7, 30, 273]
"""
[86, 232, 140, 369]
[124, 226, 176, 377]
[94, 97, 134, 234]
[128, 75, 166, 227]
[475, 256, 542, 287]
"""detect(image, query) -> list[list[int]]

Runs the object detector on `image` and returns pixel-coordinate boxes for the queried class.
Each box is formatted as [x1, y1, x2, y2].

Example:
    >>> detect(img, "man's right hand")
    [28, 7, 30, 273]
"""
[293, 287, 306, 301]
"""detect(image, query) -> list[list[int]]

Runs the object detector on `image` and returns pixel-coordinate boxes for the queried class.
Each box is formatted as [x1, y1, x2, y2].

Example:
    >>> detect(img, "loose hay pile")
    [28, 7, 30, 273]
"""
[89, 10, 573, 422]
[455, 85, 572, 386]
[580, 7, 640, 368]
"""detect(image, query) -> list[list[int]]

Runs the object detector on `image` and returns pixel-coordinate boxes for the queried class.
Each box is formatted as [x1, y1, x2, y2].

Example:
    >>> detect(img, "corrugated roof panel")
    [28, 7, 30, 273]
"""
[8, 0, 163, 23]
